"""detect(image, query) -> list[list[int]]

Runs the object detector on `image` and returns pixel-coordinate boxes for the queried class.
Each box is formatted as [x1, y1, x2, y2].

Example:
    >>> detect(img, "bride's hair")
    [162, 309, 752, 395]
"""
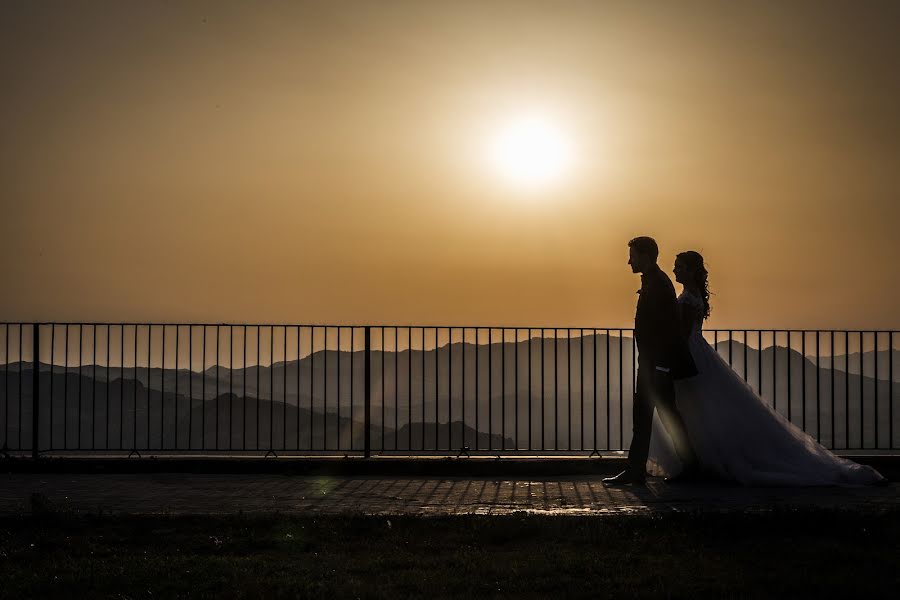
[676, 250, 711, 320]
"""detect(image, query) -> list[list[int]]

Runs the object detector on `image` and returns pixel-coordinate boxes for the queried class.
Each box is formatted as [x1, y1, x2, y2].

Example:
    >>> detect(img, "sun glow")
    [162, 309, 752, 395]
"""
[486, 113, 575, 189]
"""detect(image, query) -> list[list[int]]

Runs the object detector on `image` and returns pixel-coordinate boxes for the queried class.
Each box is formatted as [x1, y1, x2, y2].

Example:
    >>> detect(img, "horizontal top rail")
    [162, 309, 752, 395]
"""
[1, 322, 898, 333]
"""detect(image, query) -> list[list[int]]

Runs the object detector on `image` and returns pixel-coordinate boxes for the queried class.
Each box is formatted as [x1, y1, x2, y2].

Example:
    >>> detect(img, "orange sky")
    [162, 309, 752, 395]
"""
[2, 1, 898, 329]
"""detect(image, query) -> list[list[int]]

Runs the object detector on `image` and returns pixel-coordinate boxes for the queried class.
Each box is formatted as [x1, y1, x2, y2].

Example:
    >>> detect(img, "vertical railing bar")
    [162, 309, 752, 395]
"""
[421, 327, 425, 452]
[830, 331, 835, 449]
[160, 326, 165, 450]
[383, 327, 387, 452]
[593, 329, 597, 453]
[337, 327, 341, 452]
[300, 327, 304, 452]
[120, 325, 124, 450]
[554, 329, 558, 451]
[281, 325, 286, 451]
[133, 326, 137, 452]
[845, 331, 850, 450]
[513, 327, 520, 451]
[31, 325, 39, 458]
[77, 325, 82, 449]
[502, 328, 506, 452]
[395, 328, 399, 451]
[188, 325, 194, 450]
[408, 327, 412, 452]
[475, 328, 480, 452]
[619, 330, 623, 452]
[323, 326, 327, 451]
[243, 325, 247, 450]
[528, 328, 533, 451]
[17, 325, 22, 451]
[488, 329, 496, 451]
[541, 329, 545, 451]
[449, 327, 453, 451]
[216, 325, 220, 451]
[890, 332, 894, 450]
[757, 331, 762, 398]
[268, 326, 273, 452]
[802, 331, 806, 433]
[255, 325, 260, 451]
[462, 327, 466, 451]
[785, 329, 794, 421]
[202, 325, 208, 451]
[513, 327, 519, 450]
[360, 326, 372, 458]
[567, 328, 571, 452]
[175, 326, 179, 449]
[606, 329, 610, 451]
[89, 325, 96, 450]
[728, 330, 733, 366]
[434, 327, 438, 451]
[873, 331, 878, 450]
[815, 331, 821, 443]
[859, 331, 864, 450]
[49, 325, 55, 452]
[229, 325, 234, 451]
[364, 326, 371, 458]
[743, 330, 748, 382]
[772, 331, 777, 415]
[309, 327, 314, 451]
[350, 327, 356, 452]
[147, 326, 151, 450]
[106, 325, 110, 450]
[2, 325, 7, 450]
[580, 328, 584, 451]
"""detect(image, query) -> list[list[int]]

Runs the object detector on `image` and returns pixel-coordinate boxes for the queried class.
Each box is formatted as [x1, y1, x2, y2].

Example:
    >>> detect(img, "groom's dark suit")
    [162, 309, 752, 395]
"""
[629, 264, 699, 474]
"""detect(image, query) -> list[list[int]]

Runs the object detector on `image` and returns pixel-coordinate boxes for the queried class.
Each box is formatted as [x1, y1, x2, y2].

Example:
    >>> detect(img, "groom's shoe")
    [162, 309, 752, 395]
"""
[602, 469, 647, 485]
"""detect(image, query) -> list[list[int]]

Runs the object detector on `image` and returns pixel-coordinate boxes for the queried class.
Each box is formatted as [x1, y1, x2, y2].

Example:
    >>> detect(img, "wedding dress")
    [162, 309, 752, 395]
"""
[647, 290, 885, 486]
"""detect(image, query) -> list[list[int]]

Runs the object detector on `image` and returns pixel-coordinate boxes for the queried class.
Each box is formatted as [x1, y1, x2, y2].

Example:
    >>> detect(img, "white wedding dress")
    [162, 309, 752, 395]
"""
[647, 290, 886, 486]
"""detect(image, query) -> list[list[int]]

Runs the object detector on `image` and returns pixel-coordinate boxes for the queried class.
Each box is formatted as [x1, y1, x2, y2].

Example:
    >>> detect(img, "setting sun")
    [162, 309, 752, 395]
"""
[486, 113, 574, 189]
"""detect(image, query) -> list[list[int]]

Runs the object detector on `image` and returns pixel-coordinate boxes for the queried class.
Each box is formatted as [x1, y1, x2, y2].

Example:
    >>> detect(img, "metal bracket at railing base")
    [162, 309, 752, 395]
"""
[589, 450, 602, 458]
[127, 449, 142, 459]
[264, 450, 278, 459]
[456, 446, 470, 458]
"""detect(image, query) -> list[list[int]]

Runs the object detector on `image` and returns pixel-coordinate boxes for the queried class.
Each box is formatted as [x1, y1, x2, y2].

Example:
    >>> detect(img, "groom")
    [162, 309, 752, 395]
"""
[603, 236, 702, 485]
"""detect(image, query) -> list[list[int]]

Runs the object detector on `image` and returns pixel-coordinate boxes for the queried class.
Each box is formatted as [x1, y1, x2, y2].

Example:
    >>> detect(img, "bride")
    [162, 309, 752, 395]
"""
[647, 251, 886, 486]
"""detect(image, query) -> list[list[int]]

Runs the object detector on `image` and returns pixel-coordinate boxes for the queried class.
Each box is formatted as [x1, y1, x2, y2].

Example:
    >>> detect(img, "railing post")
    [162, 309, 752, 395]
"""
[364, 326, 371, 458]
[32, 324, 40, 459]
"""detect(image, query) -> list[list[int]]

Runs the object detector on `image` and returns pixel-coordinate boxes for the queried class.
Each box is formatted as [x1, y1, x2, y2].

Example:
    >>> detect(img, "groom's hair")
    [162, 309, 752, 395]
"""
[628, 236, 659, 260]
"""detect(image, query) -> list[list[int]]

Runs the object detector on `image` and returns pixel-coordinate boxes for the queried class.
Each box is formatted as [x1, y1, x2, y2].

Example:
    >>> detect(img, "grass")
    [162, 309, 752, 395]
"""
[0, 503, 898, 599]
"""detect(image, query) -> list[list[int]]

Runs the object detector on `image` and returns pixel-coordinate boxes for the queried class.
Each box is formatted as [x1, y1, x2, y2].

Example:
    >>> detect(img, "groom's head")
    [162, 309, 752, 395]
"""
[628, 236, 659, 274]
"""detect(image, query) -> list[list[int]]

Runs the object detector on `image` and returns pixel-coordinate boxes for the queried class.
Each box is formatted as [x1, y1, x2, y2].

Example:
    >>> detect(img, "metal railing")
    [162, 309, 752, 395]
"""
[1, 323, 897, 457]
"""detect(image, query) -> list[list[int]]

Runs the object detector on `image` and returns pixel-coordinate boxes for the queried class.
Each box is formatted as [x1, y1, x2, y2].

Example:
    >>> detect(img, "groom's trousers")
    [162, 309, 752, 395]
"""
[628, 364, 699, 473]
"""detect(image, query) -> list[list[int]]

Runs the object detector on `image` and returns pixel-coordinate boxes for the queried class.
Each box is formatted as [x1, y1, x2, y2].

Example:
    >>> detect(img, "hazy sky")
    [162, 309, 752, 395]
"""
[2, 0, 898, 329]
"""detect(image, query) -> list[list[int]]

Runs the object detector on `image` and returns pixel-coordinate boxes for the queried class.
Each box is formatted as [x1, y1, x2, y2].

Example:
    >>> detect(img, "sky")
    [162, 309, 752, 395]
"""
[2, 0, 898, 330]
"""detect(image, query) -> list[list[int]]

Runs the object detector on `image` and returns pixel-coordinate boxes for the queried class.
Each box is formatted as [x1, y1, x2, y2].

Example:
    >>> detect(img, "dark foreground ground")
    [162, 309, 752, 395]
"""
[1, 458, 897, 598]
[1, 507, 898, 599]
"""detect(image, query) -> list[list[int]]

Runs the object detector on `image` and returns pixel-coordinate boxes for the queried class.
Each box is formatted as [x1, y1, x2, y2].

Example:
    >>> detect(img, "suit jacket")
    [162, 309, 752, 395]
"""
[634, 266, 698, 379]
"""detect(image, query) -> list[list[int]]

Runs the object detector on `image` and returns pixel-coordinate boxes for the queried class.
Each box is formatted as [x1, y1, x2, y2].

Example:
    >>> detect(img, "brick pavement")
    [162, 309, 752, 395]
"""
[1, 473, 897, 516]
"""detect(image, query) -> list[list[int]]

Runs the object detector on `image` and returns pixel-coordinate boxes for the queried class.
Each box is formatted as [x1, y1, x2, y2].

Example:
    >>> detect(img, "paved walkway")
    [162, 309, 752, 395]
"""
[1, 473, 897, 516]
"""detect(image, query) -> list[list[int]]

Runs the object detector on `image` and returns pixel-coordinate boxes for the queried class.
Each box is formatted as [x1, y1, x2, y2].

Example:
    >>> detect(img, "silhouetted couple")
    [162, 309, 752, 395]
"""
[603, 236, 885, 487]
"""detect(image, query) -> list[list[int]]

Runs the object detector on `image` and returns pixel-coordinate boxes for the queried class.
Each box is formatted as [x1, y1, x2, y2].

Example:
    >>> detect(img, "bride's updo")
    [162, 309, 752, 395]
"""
[676, 250, 711, 320]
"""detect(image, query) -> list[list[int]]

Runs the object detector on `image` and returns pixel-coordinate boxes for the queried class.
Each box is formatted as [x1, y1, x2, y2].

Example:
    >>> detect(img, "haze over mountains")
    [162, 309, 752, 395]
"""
[2, 333, 897, 452]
